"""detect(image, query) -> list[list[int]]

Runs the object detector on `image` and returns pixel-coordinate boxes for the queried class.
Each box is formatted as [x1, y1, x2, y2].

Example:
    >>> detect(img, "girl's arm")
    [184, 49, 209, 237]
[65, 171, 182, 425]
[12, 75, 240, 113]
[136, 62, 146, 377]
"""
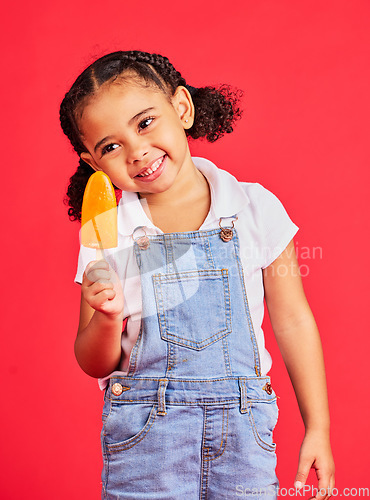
[263, 239, 335, 499]
[74, 260, 124, 378]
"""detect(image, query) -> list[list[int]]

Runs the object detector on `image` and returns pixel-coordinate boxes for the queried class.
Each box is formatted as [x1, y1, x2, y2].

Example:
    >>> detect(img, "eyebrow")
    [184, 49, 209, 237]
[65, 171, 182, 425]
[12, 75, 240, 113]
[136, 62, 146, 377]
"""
[94, 136, 115, 153]
[93, 107, 156, 153]
[129, 107, 156, 125]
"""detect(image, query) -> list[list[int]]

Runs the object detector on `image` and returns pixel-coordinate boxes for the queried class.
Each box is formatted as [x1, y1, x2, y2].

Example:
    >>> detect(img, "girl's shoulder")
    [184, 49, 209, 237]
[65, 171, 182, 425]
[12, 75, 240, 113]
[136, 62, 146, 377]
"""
[194, 157, 295, 224]
[237, 179, 297, 228]
[237, 180, 286, 210]
[195, 157, 284, 204]
[229, 179, 299, 268]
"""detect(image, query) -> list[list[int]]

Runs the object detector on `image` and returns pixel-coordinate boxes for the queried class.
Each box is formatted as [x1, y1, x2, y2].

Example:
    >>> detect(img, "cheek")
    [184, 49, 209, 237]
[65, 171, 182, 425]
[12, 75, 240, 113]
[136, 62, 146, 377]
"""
[164, 124, 188, 153]
[97, 161, 130, 184]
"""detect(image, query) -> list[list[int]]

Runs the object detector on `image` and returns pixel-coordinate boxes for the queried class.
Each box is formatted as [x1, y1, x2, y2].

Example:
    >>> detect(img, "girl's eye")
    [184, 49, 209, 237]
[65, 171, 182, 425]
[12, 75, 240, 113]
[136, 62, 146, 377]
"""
[138, 117, 154, 130]
[101, 143, 119, 156]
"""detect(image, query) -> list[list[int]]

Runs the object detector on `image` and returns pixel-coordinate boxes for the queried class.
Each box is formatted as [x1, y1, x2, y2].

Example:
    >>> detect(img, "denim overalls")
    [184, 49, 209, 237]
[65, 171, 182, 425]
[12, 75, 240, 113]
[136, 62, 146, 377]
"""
[101, 222, 279, 499]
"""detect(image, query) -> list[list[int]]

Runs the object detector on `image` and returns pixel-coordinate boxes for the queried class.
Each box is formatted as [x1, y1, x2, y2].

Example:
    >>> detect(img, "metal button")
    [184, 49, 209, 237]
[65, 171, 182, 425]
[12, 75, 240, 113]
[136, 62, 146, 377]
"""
[219, 216, 238, 242]
[262, 382, 273, 395]
[112, 383, 123, 396]
[137, 235, 150, 250]
[220, 227, 233, 242]
[132, 227, 150, 250]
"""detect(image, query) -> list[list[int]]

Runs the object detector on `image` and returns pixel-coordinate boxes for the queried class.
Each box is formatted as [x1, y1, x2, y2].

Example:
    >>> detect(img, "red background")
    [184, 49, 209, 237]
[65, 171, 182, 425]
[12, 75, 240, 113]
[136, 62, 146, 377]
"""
[1, 1, 369, 498]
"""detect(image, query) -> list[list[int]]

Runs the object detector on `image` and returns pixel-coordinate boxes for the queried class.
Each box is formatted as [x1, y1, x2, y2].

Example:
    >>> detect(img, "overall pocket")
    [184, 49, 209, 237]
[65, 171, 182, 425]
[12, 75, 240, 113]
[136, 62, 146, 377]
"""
[153, 269, 232, 350]
[103, 403, 158, 453]
[247, 398, 278, 453]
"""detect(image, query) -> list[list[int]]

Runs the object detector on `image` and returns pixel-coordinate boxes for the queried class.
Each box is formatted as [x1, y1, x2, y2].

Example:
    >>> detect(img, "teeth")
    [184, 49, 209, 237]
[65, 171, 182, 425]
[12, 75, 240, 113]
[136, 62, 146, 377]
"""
[137, 156, 164, 177]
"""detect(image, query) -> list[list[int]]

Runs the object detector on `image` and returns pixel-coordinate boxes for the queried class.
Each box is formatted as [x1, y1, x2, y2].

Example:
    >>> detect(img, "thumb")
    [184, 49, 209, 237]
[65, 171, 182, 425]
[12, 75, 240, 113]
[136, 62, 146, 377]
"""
[294, 458, 312, 490]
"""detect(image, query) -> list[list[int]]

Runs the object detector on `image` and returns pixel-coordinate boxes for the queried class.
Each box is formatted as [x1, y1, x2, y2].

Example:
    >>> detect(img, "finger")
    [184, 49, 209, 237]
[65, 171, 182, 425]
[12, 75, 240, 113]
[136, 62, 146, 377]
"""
[85, 259, 109, 272]
[84, 260, 110, 280]
[91, 288, 116, 307]
[294, 458, 312, 490]
[314, 475, 331, 500]
[319, 475, 335, 500]
[315, 488, 329, 500]
[327, 475, 335, 498]
[82, 281, 114, 307]
[314, 488, 328, 500]
[85, 268, 111, 285]
[89, 281, 114, 295]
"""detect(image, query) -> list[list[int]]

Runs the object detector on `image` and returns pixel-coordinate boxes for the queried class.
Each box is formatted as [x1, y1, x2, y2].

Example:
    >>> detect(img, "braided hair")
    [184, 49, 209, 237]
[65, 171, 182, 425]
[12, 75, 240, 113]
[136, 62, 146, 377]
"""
[60, 50, 243, 221]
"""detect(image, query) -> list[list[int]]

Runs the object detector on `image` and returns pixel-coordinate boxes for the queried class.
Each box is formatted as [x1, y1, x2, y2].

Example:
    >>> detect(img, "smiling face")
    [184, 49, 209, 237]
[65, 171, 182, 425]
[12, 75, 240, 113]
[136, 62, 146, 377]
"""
[78, 79, 195, 197]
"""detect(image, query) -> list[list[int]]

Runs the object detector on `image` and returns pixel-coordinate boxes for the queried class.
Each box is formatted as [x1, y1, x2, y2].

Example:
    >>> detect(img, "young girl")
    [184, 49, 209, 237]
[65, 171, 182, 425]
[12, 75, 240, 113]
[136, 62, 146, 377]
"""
[60, 50, 335, 499]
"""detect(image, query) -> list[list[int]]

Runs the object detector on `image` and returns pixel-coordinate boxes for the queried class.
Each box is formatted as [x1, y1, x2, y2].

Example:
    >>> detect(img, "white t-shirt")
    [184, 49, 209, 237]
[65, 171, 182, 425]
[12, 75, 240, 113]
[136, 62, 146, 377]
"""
[75, 157, 299, 389]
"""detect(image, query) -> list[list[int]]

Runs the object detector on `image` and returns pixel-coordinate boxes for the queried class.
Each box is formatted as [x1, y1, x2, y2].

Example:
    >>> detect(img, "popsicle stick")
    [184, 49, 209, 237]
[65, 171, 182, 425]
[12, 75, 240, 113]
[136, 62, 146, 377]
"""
[92, 217, 105, 261]
[96, 248, 105, 261]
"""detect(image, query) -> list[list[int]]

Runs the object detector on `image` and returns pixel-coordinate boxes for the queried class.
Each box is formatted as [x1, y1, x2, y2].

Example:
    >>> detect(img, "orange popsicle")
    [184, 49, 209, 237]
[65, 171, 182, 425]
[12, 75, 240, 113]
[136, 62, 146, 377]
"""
[81, 172, 117, 257]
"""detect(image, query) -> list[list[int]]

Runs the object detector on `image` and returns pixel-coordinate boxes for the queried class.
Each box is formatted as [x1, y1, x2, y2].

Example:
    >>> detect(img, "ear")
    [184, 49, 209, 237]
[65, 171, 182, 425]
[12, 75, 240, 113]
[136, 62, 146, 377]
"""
[172, 86, 195, 129]
[80, 152, 101, 172]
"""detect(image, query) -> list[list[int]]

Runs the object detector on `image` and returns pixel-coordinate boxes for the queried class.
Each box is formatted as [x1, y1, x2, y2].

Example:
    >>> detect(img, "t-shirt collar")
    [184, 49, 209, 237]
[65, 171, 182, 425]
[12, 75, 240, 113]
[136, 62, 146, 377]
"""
[117, 157, 250, 236]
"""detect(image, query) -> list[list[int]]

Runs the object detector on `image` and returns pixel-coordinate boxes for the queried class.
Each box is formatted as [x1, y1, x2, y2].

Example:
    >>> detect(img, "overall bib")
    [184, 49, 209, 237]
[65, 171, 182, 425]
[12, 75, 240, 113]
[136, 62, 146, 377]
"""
[101, 224, 279, 499]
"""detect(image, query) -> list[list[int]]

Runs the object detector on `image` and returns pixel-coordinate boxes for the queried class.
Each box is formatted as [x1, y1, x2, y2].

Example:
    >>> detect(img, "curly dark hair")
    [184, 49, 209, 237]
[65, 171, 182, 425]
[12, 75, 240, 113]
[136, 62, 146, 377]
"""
[60, 50, 243, 221]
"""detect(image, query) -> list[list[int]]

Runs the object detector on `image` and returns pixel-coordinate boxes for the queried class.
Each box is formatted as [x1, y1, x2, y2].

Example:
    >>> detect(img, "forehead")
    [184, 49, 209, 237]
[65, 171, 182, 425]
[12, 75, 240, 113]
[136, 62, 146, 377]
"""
[79, 81, 170, 127]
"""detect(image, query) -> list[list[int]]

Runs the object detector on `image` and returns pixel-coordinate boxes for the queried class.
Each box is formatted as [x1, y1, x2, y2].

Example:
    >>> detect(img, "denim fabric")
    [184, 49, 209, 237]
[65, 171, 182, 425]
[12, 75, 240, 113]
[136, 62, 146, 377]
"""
[101, 228, 279, 499]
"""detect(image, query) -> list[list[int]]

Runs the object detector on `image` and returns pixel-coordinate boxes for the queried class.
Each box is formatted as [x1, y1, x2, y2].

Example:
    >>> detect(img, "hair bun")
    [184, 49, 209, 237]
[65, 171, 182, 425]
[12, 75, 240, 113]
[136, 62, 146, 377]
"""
[188, 84, 243, 143]
[185, 85, 198, 98]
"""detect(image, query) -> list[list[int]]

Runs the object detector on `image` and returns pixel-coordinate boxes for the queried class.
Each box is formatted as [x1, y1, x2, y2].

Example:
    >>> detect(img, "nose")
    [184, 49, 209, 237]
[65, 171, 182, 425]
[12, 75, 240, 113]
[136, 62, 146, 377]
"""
[126, 136, 149, 164]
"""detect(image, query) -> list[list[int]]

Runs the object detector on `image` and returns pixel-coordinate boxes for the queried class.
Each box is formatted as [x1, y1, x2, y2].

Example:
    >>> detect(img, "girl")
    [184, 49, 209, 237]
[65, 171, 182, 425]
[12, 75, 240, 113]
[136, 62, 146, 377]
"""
[60, 50, 335, 499]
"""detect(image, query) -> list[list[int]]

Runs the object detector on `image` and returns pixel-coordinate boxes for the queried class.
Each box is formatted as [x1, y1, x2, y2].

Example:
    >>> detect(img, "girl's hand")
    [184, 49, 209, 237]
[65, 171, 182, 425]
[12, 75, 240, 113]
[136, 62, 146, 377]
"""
[81, 259, 124, 317]
[294, 430, 335, 499]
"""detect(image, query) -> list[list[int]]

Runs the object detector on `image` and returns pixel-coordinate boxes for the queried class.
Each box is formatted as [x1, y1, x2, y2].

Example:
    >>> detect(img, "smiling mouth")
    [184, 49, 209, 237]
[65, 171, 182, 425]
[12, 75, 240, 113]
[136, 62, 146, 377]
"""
[136, 156, 166, 177]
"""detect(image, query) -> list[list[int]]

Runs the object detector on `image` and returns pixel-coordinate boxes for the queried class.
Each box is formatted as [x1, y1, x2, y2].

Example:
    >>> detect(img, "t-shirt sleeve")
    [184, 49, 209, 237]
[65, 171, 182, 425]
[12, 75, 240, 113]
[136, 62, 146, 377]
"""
[74, 244, 97, 284]
[251, 183, 299, 269]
